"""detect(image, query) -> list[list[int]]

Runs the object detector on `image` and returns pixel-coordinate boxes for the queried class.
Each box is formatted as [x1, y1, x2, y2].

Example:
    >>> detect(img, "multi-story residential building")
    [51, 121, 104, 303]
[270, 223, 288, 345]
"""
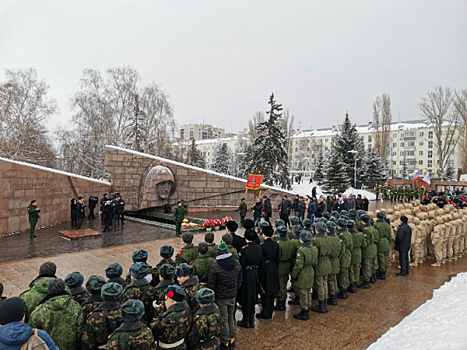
[290, 120, 463, 179]
[179, 123, 226, 141]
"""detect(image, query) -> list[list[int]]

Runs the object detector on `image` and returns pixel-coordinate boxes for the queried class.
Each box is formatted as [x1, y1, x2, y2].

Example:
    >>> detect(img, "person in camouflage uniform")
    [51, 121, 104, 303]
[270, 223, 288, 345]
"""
[368, 218, 379, 283]
[152, 246, 176, 284]
[291, 231, 318, 321]
[311, 221, 332, 313]
[347, 220, 367, 293]
[106, 299, 155, 350]
[355, 210, 366, 232]
[121, 262, 155, 326]
[82, 282, 123, 349]
[29, 278, 84, 350]
[125, 249, 154, 285]
[326, 221, 341, 306]
[274, 226, 296, 311]
[82, 275, 106, 319]
[192, 242, 216, 283]
[176, 263, 203, 312]
[151, 264, 176, 329]
[152, 285, 192, 350]
[176, 232, 199, 266]
[358, 215, 378, 289]
[288, 224, 303, 304]
[65, 271, 89, 305]
[221, 233, 239, 259]
[20, 261, 57, 322]
[187, 288, 221, 350]
[205, 232, 218, 259]
[288, 216, 301, 240]
[336, 218, 353, 300]
[106, 263, 128, 288]
[375, 211, 391, 280]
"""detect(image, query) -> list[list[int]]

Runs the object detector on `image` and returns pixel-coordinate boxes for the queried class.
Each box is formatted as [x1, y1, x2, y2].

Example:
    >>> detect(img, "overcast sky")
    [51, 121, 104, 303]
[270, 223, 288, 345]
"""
[1, 0, 466, 134]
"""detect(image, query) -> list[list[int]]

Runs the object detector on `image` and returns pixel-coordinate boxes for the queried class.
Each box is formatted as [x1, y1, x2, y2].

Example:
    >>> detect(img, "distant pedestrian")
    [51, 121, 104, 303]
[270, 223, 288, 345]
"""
[238, 198, 248, 226]
[395, 216, 412, 276]
[174, 201, 185, 235]
[76, 196, 86, 229]
[70, 198, 77, 227]
[88, 195, 98, 219]
[27, 199, 40, 238]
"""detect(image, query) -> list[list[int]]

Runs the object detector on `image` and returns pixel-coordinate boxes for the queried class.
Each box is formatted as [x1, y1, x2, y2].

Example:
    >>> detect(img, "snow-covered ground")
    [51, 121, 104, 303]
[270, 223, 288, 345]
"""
[289, 181, 376, 200]
[368, 272, 467, 350]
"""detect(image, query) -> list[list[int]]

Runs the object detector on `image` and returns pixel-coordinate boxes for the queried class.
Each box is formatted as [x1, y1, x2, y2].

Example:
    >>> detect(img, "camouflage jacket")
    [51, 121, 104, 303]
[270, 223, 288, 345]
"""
[192, 255, 215, 283]
[180, 276, 203, 312]
[82, 294, 103, 319]
[106, 321, 155, 350]
[152, 300, 192, 350]
[150, 279, 174, 329]
[187, 304, 221, 350]
[70, 286, 89, 305]
[29, 293, 84, 350]
[108, 276, 129, 289]
[82, 300, 122, 349]
[125, 263, 155, 285]
[152, 258, 176, 286]
[207, 243, 218, 259]
[20, 277, 55, 322]
[120, 279, 155, 326]
[175, 244, 199, 266]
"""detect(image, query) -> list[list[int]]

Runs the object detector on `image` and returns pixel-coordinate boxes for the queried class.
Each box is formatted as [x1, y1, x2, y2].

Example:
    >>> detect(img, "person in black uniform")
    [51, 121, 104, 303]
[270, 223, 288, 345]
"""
[257, 226, 279, 319]
[227, 220, 245, 253]
[100, 193, 109, 222]
[88, 195, 99, 219]
[70, 198, 77, 228]
[237, 228, 263, 328]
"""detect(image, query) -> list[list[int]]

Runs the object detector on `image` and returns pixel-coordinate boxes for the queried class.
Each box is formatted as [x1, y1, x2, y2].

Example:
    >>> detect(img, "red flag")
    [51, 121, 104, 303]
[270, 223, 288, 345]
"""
[246, 174, 263, 191]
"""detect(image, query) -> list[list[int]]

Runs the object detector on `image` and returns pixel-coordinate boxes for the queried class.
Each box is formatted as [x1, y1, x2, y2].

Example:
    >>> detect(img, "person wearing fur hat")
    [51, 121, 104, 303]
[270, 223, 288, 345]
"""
[65, 271, 89, 305]
[274, 226, 296, 311]
[395, 215, 412, 276]
[374, 212, 391, 280]
[176, 263, 203, 312]
[176, 233, 199, 266]
[121, 262, 155, 327]
[106, 299, 155, 349]
[152, 246, 176, 284]
[30, 278, 84, 350]
[205, 232, 218, 259]
[347, 220, 367, 294]
[0, 297, 59, 350]
[187, 288, 221, 350]
[336, 218, 353, 300]
[192, 242, 216, 284]
[151, 285, 192, 350]
[125, 249, 154, 285]
[82, 275, 106, 319]
[105, 262, 128, 288]
[287, 225, 303, 301]
[151, 264, 176, 329]
[82, 282, 123, 349]
[326, 221, 341, 306]
[358, 215, 377, 289]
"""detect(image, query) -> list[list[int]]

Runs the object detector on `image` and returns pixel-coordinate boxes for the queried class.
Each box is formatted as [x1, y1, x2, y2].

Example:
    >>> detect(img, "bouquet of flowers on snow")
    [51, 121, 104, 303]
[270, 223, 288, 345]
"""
[221, 216, 233, 225]
[213, 219, 223, 227]
[203, 219, 214, 229]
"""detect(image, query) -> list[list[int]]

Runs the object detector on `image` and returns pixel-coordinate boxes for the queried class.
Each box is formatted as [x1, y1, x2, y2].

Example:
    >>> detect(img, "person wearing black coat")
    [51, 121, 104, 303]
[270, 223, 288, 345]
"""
[228, 220, 245, 252]
[88, 195, 99, 219]
[70, 198, 77, 228]
[292, 195, 300, 216]
[257, 226, 279, 319]
[278, 195, 293, 228]
[100, 193, 109, 222]
[237, 229, 263, 328]
[262, 196, 272, 226]
[395, 216, 412, 276]
[102, 200, 113, 232]
[296, 197, 306, 224]
[252, 199, 263, 232]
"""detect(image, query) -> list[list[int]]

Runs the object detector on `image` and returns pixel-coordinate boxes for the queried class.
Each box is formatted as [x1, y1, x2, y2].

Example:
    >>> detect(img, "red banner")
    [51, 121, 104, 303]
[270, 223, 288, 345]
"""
[246, 174, 263, 191]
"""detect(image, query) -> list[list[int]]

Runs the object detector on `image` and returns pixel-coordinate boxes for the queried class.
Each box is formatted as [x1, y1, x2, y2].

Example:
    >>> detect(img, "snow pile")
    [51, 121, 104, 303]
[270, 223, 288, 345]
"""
[289, 181, 376, 200]
[368, 272, 467, 350]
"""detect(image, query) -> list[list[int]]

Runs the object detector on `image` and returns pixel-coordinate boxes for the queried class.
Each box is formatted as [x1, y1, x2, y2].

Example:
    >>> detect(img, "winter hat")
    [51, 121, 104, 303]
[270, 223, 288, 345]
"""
[303, 218, 312, 229]
[48, 278, 66, 296]
[101, 282, 123, 301]
[258, 221, 269, 230]
[39, 262, 57, 277]
[86, 275, 106, 294]
[300, 230, 312, 243]
[317, 217, 328, 224]
[160, 246, 174, 258]
[78, 196, 83, 200]
[369, 218, 375, 226]
[347, 220, 356, 230]
[244, 230, 258, 242]
[277, 226, 288, 237]
[376, 211, 386, 219]
[360, 214, 371, 224]
[262, 226, 273, 237]
[196, 288, 215, 304]
[275, 219, 285, 228]
[242, 219, 254, 230]
[105, 263, 123, 279]
[176, 263, 193, 277]
[357, 210, 366, 219]
[132, 249, 148, 263]
[121, 299, 145, 323]
[337, 218, 348, 228]
[182, 232, 194, 244]
[289, 216, 300, 226]
[329, 218, 337, 223]
[30, 199, 37, 204]
[165, 285, 186, 302]
[316, 222, 328, 234]
[204, 232, 215, 244]
[221, 233, 233, 245]
[198, 242, 209, 255]
[226, 220, 239, 232]
[400, 216, 408, 224]
[159, 264, 176, 280]
[322, 212, 331, 220]
[331, 211, 339, 218]
[217, 242, 229, 255]
[327, 221, 337, 233]
[64, 272, 84, 289]
[262, 195, 268, 199]
[0, 297, 26, 324]
[292, 225, 303, 236]
[349, 209, 358, 220]
[130, 262, 148, 279]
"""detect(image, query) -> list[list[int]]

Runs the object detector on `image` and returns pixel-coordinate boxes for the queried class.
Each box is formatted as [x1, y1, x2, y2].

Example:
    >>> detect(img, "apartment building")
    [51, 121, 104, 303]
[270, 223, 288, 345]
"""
[179, 123, 226, 141]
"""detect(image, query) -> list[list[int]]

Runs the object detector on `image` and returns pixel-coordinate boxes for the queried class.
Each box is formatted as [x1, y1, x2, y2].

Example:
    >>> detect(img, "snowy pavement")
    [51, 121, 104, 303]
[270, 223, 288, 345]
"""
[289, 182, 377, 200]
[367, 272, 467, 350]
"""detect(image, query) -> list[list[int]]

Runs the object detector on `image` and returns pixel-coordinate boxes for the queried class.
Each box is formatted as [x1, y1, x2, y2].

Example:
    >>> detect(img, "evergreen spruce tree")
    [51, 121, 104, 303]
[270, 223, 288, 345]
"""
[247, 94, 291, 189]
[322, 150, 352, 194]
[211, 143, 231, 174]
[445, 163, 455, 180]
[362, 149, 388, 187]
[314, 156, 325, 185]
[188, 139, 206, 169]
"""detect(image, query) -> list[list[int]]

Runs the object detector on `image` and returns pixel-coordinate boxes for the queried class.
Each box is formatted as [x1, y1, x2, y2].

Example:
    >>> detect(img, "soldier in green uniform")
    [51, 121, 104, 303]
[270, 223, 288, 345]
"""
[205, 232, 218, 259]
[106, 299, 155, 350]
[65, 271, 89, 305]
[192, 242, 216, 284]
[238, 198, 248, 226]
[151, 264, 176, 329]
[288, 216, 300, 240]
[336, 218, 353, 300]
[347, 220, 367, 293]
[291, 231, 318, 321]
[375, 212, 391, 280]
[174, 201, 185, 236]
[274, 226, 296, 311]
[326, 221, 341, 306]
[311, 221, 331, 313]
[288, 225, 303, 305]
[358, 215, 377, 289]
[27, 199, 40, 238]
[82, 282, 123, 349]
[121, 262, 155, 327]
[106, 263, 128, 288]
[82, 275, 106, 319]
[369, 218, 379, 283]
[152, 285, 192, 350]
[125, 249, 154, 285]
[176, 233, 199, 266]
[187, 288, 221, 349]
[349, 209, 357, 222]
[221, 233, 239, 259]
[176, 263, 203, 312]
[355, 210, 366, 232]
[29, 278, 84, 350]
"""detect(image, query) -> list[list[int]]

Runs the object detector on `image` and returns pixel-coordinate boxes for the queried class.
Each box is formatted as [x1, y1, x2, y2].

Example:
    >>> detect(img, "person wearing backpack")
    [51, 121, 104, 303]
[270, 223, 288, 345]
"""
[0, 297, 58, 350]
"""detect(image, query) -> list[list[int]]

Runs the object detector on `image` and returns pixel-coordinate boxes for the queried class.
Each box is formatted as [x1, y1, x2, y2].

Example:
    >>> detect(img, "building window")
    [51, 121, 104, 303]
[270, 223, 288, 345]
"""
[392, 161, 396, 166]
[428, 131, 433, 139]
[428, 141, 433, 148]
[400, 151, 404, 156]
[368, 135, 372, 142]
[418, 160, 423, 165]
[400, 142, 404, 147]
[393, 143, 397, 148]
[419, 132, 424, 137]
[428, 160, 432, 167]
[406, 131, 415, 137]
[419, 151, 423, 156]
[428, 151, 432, 158]
[419, 141, 424, 146]
[399, 160, 404, 165]
[392, 151, 396, 156]
[325, 138, 328, 143]
[408, 142, 415, 147]
[393, 133, 397, 138]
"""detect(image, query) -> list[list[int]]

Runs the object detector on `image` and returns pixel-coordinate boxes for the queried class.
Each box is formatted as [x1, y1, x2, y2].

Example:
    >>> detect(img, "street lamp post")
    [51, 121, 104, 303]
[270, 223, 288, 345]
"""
[348, 150, 358, 189]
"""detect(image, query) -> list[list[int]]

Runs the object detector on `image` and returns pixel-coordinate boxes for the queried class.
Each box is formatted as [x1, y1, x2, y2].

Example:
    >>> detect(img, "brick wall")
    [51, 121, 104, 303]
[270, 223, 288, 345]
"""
[0, 158, 110, 236]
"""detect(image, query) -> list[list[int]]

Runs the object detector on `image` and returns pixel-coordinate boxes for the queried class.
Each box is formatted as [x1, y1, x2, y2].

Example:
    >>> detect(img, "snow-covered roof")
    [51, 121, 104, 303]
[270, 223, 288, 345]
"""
[172, 134, 250, 146]
[0, 157, 110, 185]
[105, 145, 294, 194]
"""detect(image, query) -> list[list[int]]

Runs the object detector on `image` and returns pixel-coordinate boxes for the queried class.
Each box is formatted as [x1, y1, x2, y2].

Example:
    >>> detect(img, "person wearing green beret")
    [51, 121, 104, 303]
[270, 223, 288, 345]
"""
[326, 221, 341, 306]
[65, 271, 89, 305]
[82, 275, 106, 319]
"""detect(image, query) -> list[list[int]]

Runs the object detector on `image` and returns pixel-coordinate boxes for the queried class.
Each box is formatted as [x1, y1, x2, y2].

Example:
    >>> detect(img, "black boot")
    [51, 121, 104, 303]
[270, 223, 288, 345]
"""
[312, 288, 318, 300]
[237, 312, 250, 328]
[324, 299, 329, 313]
[327, 295, 338, 306]
[220, 343, 230, 350]
[370, 274, 377, 283]
[337, 289, 347, 300]
[358, 282, 370, 289]
[288, 296, 300, 305]
[377, 271, 386, 280]
[274, 300, 286, 311]
[287, 286, 294, 293]
[347, 283, 357, 293]
[249, 313, 255, 328]
[293, 309, 309, 321]
[311, 300, 326, 314]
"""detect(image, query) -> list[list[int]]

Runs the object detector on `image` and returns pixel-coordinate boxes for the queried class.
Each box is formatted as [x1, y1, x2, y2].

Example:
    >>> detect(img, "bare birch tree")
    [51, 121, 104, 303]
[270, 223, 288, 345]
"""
[248, 111, 265, 140]
[453, 89, 467, 173]
[372, 94, 392, 161]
